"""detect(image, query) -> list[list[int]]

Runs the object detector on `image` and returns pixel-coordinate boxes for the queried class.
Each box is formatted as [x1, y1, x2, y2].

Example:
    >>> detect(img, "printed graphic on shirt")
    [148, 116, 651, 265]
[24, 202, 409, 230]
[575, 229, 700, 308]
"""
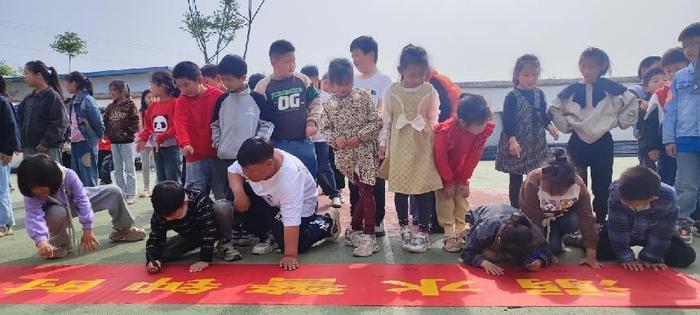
[153, 115, 168, 133]
[271, 87, 304, 112]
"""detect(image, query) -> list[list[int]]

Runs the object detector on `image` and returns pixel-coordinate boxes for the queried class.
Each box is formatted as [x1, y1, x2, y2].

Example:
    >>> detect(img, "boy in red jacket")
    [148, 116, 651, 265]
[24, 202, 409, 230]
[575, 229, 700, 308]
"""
[172, 61, 225, 199]
[433, 93, 495, 253]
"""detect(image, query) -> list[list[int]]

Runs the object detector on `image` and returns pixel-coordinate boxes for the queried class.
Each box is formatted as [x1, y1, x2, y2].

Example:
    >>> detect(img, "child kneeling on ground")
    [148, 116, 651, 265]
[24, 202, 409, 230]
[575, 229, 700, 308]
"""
[228, 137, 341, 271]
[460, 203, 553, 275]
[17, 154, 146, 259]
[146, 180, 241, 275]
[598, 166, 696, 270]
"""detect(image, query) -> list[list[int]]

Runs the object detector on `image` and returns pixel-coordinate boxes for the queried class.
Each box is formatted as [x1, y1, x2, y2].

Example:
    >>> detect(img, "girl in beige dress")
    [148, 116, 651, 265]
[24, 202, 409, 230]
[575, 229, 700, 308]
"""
[378, 45, 443, 253]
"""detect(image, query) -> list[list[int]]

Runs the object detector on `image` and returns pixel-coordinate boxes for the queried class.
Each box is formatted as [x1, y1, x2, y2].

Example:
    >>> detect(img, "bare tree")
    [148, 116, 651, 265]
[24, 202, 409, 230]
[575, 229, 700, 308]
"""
[181, 0, 244, 64]
[235, 0, 267, 60]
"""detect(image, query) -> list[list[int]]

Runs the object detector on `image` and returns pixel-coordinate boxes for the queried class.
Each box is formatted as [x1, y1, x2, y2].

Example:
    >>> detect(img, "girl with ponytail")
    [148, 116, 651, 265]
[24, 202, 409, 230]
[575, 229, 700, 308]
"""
[519, 148, 601, 268]
[65, 71, 104, 186]
[136, 71, 182, 183]
[17, 60, 67, 162]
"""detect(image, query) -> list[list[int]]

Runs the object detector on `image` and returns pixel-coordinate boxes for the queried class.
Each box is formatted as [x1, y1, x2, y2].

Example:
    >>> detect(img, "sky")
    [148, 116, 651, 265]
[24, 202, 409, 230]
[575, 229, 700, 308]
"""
[1, 0, 698, 82]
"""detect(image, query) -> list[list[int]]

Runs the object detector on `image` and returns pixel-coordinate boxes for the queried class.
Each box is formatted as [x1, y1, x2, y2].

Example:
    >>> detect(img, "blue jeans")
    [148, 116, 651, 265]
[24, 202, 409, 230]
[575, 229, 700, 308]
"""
[676, 152, 700, 223]
[314, 141, 339, 198]
[273, 139, 317, 181]
[185, 157, 227, 200]
[0, 164, 13, 227]
[111, 143, 136, 197]
[154, 146, 182, 183]
[70, 141, 98, 187]
[547, 211, 580, 255]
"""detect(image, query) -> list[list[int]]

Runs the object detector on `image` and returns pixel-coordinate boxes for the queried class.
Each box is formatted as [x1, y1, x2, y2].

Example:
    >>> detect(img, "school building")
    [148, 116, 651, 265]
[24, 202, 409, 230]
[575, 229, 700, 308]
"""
[3, 67, 640, 158]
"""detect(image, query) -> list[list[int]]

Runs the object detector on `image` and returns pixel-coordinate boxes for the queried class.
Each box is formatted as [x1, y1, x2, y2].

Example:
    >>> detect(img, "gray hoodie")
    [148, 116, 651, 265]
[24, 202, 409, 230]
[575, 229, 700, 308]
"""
[211, 86, 274, 160]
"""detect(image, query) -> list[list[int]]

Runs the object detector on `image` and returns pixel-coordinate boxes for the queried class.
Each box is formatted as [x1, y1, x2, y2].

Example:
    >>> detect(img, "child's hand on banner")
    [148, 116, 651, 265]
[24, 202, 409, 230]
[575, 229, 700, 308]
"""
[189, 261, 209, 272]
[147, 261, 162, 274]
[280, 255, 300, 271]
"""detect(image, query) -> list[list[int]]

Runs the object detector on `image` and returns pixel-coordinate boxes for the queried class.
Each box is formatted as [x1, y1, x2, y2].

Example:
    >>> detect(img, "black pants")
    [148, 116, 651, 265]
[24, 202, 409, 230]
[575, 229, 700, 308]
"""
[349, 178, 386, 226]
[597, 229, 696, 268]
[241, 186, 332, 252]
[568, 132, 614, 223]
[508, 174, 523, 208]
[231, 182, 270, 240]
[328, 148, 346, 190]
[97, 150, 113, 185]
[395, 192, 433, 232]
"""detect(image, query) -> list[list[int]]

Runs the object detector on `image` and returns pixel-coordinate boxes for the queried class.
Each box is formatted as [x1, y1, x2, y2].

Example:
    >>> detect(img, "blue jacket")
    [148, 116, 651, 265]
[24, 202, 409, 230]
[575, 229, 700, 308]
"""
[70, 90, 104, 147]
[0, 95, 20, 155]
[662, 64, 700, 145]
[606, 182, 678, 264]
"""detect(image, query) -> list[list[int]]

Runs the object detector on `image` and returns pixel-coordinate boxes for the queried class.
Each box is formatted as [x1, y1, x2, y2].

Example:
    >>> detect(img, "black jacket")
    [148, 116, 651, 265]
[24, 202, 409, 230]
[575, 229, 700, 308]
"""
[0, 95, 20, 155]
[17, 88, 67, 148]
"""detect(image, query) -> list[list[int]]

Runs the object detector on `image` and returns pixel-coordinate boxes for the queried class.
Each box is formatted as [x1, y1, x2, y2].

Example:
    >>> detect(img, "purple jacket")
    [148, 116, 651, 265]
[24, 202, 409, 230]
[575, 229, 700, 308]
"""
[24, 167, 94, 244]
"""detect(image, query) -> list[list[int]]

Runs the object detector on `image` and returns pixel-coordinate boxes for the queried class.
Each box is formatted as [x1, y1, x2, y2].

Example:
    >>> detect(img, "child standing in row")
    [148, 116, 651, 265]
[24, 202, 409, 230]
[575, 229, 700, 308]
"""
[0, 76, 19, 237]
[636, 67, 669, 171]
[434, 94, 495, 252]
[254, 40, 322, 180]
[137, 89, 155, 198]
[65, 72, 104, 188]
[321, 58, 383, 257]
[137, 71, 183, 183]
[378, 44, 443, 253]
[350, 36, 391, 236]
[642, 47, 690, 185]
[549, 47, 638, 224]
[663, 22, 700, 244]
[301, 65, 342, 208]
[103, 80, 140, 204]
[496, 55, 558, 208]
[173, 61, 226, 199]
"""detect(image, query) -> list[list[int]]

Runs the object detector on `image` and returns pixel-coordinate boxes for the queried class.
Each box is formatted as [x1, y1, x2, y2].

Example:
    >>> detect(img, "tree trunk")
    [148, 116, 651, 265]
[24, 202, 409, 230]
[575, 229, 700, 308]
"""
[68, 55, 72, 72]
[243, 0, 253, 60]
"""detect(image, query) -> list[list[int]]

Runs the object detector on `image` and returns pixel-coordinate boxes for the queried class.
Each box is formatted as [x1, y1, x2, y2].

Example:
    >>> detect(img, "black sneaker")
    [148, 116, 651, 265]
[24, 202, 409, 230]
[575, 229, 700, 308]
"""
[677, 220, 693, 244]
[562, 231, 584, 248]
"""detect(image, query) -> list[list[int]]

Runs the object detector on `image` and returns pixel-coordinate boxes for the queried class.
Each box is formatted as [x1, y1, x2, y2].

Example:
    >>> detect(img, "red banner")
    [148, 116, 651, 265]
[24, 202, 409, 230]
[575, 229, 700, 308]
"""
[0, 263, 698, 307]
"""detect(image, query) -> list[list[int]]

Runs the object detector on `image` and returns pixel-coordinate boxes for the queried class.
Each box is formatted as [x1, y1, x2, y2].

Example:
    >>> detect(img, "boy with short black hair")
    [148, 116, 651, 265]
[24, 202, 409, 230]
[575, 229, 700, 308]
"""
[301, 64, 342, 208]
[637, 67, 668, 170]
[434, 93, 495, 252]
[349, 35, 391, 236]
[201, 64, 225, 90]
[211, 54, 274, 250]
[146, 180, 240, 274]
[663, 22, 700, 244]
[227, 137, 341, 270]
[598, 166, 696, 269]
[254, 40, 322, 180]
[172, 61, 226, 200]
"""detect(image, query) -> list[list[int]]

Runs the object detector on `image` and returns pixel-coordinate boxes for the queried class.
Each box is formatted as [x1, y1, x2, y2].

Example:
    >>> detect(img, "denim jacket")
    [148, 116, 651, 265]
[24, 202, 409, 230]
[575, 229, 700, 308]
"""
[70, 90, 104, 147]
[606, 182, 678, 264]
[662, 64, 700, 145]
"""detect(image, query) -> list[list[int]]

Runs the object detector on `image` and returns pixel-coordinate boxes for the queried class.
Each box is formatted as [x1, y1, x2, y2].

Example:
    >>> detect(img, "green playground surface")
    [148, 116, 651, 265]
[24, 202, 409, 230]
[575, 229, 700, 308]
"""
[1, 157, 699, 314]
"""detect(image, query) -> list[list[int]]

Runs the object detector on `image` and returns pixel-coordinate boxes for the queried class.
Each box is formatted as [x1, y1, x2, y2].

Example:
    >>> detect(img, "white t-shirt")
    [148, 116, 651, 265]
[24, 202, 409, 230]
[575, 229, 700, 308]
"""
[354, 71, 392, 110]
[228, 150, 318, 226]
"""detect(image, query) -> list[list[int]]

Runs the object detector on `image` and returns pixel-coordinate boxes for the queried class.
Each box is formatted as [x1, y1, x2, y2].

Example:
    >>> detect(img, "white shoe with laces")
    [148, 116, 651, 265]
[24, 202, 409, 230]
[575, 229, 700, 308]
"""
[353, 234, 380, 257]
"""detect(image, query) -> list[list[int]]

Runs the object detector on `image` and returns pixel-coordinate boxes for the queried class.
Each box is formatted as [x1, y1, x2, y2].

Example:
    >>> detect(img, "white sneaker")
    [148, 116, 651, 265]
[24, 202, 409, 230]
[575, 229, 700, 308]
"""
[138, 189, 151, 198]
[400, 225, 412, 244]
[353, 234, 380, 257]
[375, 222, 385, 237]
[125, 196, 136, 205]
[344, 229, 362, 247]
[331, 197, 342, 208]
[219, 241, 242, 261]
[252, 235, 278, 255]
[403, 231, 430, 253]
